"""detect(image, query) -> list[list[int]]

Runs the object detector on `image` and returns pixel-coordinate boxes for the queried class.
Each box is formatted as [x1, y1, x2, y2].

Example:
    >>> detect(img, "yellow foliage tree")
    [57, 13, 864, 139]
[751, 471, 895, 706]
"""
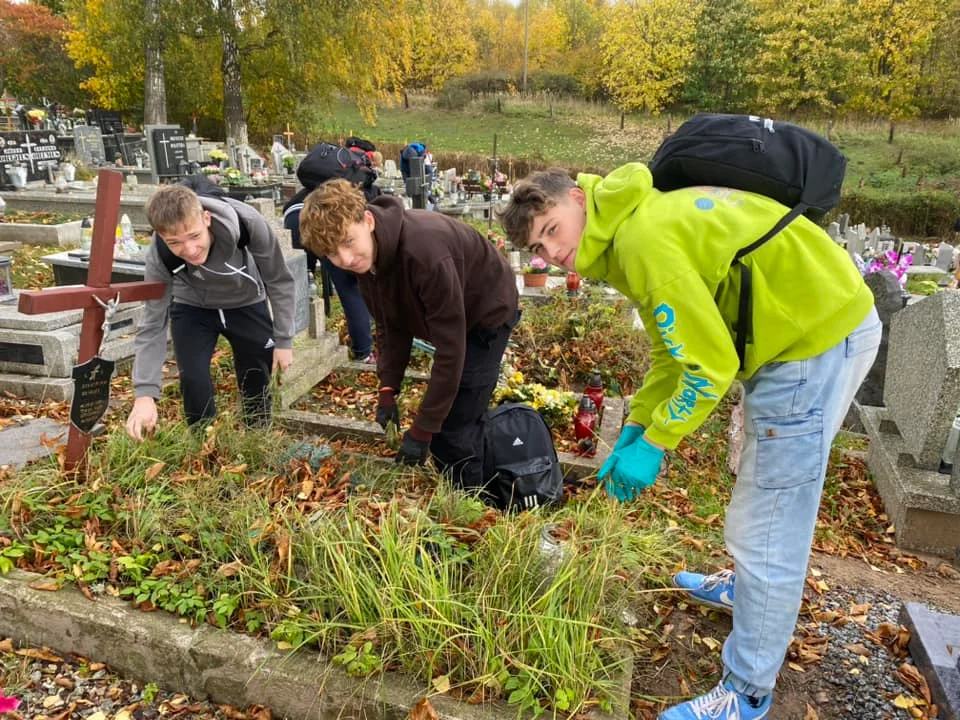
[600, 0, 700, 113]
[65, 0, 144, 110]
[845, 0, 945, 120]
[748, 0, 858, 114]
[406, 0, 477, 89]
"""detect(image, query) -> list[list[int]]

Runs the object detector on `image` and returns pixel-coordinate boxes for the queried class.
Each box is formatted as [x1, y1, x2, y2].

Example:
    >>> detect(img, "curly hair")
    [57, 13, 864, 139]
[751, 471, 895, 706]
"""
[496, 168, 575, 248]
[145, 185, 204, 234]
[299, 179, 368, 257]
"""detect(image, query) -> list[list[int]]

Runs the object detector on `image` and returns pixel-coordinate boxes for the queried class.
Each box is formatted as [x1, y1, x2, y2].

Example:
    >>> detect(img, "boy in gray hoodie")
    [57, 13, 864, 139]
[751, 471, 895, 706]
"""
[125, 184, 296, 440]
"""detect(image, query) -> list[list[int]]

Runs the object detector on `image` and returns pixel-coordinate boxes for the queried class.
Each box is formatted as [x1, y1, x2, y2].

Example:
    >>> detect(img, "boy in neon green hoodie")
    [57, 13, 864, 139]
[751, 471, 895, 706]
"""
[499, 164, 880, 720]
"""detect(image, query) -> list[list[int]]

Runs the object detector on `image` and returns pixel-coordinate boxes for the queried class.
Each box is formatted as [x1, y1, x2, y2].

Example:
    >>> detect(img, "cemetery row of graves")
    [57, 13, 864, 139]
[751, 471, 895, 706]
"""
[0, 122, 958, 717]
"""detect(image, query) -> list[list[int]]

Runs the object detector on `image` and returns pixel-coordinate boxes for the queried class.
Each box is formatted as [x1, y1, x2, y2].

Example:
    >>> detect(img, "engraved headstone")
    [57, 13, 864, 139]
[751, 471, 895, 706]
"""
[145, 124, 188, 182]
[1, 131, 63, 181]
[73, 125, 105, 167]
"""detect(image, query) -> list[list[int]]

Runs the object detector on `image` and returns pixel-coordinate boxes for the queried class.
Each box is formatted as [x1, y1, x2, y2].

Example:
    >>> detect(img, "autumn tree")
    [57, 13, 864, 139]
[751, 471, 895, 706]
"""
[844, 0, 944, 126]
[405, 0, 476, 90]
[748, 0, 857, 114]
[600, 0, 700, 114]
[65, 0, 145, 111]
[0, 0, 85, 106]
[681, 0, 760, 112]
[553, 0, 606, 96]
[915, 0, 960, 116]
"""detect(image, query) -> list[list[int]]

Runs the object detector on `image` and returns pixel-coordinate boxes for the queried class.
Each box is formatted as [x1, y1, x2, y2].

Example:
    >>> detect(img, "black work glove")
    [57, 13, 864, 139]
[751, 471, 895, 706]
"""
[395, 428, 432, 466]
[376, 388, 400, 430]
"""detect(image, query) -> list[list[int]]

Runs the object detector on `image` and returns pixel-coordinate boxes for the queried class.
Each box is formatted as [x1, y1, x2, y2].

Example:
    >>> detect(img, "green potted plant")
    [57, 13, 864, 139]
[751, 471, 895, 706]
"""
[283, 155, 296, 174]
[523, 256, 549, 287]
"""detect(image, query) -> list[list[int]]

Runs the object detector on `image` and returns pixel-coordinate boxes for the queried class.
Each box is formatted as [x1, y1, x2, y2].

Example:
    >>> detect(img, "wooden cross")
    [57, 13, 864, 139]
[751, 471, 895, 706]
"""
[17, 169, 167, 475]
[283, 123, 295, 149]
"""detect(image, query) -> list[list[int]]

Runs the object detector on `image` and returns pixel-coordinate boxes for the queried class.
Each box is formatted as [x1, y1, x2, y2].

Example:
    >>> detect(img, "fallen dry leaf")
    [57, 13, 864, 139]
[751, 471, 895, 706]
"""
[409, 696, 439, 720]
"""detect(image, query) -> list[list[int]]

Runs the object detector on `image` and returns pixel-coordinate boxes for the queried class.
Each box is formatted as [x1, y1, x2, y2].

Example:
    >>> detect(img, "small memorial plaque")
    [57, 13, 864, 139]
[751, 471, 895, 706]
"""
[70, 355, 115, 433]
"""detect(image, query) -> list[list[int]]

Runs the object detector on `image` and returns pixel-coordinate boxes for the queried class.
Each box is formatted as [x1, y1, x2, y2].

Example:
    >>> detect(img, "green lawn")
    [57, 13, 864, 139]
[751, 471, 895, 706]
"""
[319, 94, 960, 190]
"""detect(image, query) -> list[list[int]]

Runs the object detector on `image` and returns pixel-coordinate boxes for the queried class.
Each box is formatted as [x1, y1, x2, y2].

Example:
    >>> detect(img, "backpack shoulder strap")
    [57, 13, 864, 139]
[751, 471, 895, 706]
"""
[731, 202, 807, 370]
[153, 233, 186, 275]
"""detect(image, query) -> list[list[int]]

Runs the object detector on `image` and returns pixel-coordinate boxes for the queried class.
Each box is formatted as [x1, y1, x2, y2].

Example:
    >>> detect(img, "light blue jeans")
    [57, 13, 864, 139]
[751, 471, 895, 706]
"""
[722, 307, 881, 697]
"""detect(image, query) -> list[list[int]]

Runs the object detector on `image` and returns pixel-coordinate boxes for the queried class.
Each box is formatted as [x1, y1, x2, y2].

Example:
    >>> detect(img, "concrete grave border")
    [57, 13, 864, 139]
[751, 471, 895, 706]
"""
[0, 568, 632, 720]
[0, 219, 81, 247]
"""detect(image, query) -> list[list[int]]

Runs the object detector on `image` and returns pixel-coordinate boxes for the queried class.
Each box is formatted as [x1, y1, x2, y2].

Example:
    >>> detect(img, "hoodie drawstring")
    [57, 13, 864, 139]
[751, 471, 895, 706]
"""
[218, 308, 226, 329]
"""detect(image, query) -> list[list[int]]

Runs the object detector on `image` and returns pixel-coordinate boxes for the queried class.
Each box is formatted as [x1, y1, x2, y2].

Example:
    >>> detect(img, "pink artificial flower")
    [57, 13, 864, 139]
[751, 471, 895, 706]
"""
[0, 689, 20, 714]
[529, 256, 548, 271]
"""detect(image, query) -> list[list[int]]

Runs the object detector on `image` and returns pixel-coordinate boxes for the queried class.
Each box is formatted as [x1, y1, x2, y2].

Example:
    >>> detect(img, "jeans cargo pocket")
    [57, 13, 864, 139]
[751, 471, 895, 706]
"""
[754, 411, 824, 489]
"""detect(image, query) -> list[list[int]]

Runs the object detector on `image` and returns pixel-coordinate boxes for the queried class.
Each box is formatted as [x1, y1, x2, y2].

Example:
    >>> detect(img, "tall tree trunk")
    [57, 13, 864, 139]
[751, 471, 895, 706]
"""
[143, 0, 166, 125]
[219, 0, 247, 156]
[521, 0, 529, 92]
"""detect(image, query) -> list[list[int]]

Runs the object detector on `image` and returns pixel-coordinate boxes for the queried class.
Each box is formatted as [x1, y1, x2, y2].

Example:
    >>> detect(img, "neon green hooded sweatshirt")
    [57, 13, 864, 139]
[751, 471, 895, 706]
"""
[575, 163, 874, 451]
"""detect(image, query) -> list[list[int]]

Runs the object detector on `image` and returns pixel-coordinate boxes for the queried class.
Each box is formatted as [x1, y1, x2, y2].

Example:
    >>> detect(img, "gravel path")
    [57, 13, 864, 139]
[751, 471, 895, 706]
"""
[810, 585, 921, 720]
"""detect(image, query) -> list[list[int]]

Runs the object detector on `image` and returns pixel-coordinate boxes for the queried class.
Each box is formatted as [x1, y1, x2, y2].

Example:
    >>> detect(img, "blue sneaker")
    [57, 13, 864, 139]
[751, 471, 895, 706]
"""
[659, 682, 772, 719]
[673, 569, 735, 612]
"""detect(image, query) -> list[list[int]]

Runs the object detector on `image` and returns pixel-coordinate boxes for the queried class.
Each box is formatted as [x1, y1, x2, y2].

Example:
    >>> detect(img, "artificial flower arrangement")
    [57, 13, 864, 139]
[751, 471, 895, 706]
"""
[493, 370, 578, 429]
[854, 248, 913, 287]
[219, 167, 252, 185]
[209, 148, 228, 162]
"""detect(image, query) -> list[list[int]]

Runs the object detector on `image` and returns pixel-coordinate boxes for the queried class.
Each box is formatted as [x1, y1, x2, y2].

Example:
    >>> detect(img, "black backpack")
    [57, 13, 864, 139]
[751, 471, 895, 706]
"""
[153, 174, 250, 275]
[297, 142, 377, 191]
[648, 113, 846, 368]
[344, 136, 376, 153]
[482, 403, 564, 511]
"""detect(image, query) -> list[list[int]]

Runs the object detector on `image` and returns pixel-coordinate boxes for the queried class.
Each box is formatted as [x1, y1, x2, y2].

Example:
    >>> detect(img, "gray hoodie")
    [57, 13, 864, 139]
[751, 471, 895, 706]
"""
[132, 196, 296, 399]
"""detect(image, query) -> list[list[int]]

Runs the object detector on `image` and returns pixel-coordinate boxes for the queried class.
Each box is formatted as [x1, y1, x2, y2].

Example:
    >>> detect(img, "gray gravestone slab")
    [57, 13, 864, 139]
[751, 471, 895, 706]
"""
[0, 322, 139, 377]
[0, 291, 142, 332]
[846, 229, 866, 258]
[938, 244, 955, 273]
[900, 603, 960, 720]
[72, 126, 105, 167]
[885, 290, 960, 470]
[907, 265, 949, 276]
[837, 213, 849, 235]
[857, 271, 905, 406]
[827, 222, 840, 242]
[0, 418, 67, 468]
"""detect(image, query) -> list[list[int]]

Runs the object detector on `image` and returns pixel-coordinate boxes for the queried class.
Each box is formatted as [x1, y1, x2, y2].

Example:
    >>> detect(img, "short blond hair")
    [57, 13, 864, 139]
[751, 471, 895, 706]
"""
[497, 168, 575, 248]
[145, 185, 204, 234]
[299, 179, 368, 256]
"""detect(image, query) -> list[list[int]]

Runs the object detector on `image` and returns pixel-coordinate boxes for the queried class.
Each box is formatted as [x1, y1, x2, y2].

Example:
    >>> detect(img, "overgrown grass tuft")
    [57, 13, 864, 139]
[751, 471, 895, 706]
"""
[0, 412, 679, 716]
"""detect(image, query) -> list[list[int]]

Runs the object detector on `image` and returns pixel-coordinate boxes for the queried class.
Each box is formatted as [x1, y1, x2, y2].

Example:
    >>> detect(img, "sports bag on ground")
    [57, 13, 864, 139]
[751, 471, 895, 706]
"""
[482, 402, 564, 511]
[153, 174, 250, 275]
[648, 113, 847, 368]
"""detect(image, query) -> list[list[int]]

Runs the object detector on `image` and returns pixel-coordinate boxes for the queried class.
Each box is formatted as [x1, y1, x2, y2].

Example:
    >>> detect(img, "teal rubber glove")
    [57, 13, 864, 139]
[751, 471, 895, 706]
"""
[606, 436, 664, 502]
[598, 424, 645, 500]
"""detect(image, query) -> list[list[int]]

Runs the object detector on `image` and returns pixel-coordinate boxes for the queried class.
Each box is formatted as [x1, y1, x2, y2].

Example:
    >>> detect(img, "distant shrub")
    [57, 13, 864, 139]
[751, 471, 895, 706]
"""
[838, 188, 960, 238]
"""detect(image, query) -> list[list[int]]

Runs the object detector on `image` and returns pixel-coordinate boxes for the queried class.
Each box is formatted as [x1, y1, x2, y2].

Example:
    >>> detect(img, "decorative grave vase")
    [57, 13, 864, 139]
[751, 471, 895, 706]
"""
[6, 166, 27, 189]
[61, 162, 76, 183]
